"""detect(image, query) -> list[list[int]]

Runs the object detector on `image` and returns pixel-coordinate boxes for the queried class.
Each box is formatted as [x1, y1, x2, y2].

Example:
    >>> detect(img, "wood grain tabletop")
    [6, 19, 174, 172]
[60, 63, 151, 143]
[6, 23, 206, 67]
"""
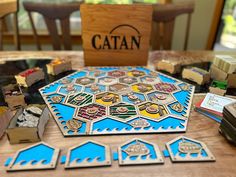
[0, 51, 236, 177]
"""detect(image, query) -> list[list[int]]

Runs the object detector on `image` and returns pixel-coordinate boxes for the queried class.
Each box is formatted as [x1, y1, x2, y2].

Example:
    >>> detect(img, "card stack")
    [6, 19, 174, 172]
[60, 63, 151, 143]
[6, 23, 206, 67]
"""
[210, 55, 236, 88]
[219, 102, 236, 145]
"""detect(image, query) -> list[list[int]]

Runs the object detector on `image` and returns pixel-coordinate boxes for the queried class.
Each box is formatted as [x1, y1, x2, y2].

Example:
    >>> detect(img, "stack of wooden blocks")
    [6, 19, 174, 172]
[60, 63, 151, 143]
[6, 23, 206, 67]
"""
[210, 55, 236, 88]
[220, 102, 236, 145]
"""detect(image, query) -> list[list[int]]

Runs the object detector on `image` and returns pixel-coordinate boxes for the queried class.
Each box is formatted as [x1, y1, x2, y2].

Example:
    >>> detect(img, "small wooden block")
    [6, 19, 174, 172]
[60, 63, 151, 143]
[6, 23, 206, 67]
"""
[227, 74, 236, 88]
[210, 64, 228, 81]
[0, 107, 13, 138]
[213, 55, 236, 74]
[46, 58, 72, 76]
[2, 84, 26, 110]
[15, 67, 44, 87]
[182, 67, 210, 85]
[6, 105, 50, 144]
[209, 87, 226, 96]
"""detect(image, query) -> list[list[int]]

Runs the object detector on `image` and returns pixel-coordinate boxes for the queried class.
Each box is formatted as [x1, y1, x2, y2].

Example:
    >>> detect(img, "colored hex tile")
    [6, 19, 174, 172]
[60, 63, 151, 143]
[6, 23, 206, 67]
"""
[154, 83, 178, 93]
[140, 76, 161, 84]
[147, 91, 175, 105]
[131, 83, 153, 93]
[66, 93, 93, 107]
[119, 77, 138, 85]
[122, 92, 146, 104]
[108, 70, 126, 78]
[58, 84, 82, 95]
[75, 77, 95, 86]
[84, 84, 106, 94]
[138, 102, 168, 119]
[77, 103, 106, 120]
[98, 76, 117, 85]
[109, 103, 137, 119]
[95, 92, 120, 106]
[127, 70, 146, 77]
[109, 83, 130, 94]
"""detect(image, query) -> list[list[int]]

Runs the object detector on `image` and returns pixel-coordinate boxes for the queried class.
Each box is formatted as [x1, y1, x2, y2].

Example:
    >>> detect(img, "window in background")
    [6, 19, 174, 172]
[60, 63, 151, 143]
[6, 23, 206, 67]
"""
[214, 0, 236, 50]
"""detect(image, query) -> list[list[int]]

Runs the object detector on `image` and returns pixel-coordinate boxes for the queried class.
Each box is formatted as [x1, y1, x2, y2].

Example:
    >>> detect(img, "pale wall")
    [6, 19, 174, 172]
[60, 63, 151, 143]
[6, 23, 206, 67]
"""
[172, 0, 216, 50]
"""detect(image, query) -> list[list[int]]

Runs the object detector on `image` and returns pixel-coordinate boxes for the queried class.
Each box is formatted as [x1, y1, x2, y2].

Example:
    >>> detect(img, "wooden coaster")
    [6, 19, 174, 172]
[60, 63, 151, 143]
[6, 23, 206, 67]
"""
[118, 138, 164, 165]
[165, 136, 215, 162]
[64, 140, 111, 168]
[6, 142, 60, 171]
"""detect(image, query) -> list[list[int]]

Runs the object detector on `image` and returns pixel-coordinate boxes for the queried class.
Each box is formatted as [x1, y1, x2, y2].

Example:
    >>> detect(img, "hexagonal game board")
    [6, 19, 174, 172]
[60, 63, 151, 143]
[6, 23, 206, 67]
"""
[39, 67, 195, 136]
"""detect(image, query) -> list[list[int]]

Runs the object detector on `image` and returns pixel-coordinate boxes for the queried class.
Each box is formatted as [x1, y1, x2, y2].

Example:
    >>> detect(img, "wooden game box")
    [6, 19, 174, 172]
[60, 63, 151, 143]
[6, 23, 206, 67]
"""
[6, 105, 50, 144]
[46, 59, 72, 76]
[15, 67, 45, 87]
[2, 84, 26, 110]
[81, 4, 152, 66]
[182, 67, 210, 85]
[0, 107, 13, 138]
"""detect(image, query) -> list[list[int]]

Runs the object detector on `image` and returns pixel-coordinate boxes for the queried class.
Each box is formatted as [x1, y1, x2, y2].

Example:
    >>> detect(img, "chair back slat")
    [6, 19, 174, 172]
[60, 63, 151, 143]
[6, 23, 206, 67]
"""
[152, 1, 194, 50]
[0, 0, 20, 51]
[23, 1, 82, 50]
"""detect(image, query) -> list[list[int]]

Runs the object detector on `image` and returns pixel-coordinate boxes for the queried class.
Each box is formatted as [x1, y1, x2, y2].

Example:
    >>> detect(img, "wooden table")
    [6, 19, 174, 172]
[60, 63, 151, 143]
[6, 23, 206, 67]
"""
[0, 51, 236, 177]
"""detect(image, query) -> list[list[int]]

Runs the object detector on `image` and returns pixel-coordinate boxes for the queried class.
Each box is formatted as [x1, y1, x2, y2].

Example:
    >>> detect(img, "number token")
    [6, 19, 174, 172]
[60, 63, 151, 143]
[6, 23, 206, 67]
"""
[102, 95, 113, 102]
[86, 107, 99, 115]
[155, 94, 167, 100]
[75, 95, 85, 101]
[116, 107, 128, 113]
[128, 94, 138, 101]
[146, 105, 159, 114]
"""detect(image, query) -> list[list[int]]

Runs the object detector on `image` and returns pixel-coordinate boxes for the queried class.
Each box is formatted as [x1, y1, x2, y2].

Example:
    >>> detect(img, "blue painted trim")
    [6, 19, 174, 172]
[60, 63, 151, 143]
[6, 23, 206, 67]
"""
[60, 155, 67, 164]
[4, 157, 12, 167]
[113, 152, 118, 161]
[162, 150, 170, 157]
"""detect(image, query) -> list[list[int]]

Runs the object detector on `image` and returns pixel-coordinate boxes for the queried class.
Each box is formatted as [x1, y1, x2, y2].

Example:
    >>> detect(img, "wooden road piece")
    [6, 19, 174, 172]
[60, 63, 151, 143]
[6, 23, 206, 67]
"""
[182, 67, 210, 85]
[151, 51, 213, 74]
[46, 58, 72, 76]
[64, 140, 111, 168]
[6, 142, 60, 171]
[118, 138, 164, 165]
[15, 67, 45, 87]
[165, 136, 215, 162]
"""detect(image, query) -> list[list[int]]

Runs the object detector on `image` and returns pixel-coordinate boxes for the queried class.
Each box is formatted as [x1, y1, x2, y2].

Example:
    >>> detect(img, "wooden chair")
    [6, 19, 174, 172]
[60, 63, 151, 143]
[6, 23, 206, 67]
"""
[152, 1, 194, 50]
[0, 0, 20, 50]
[23, 1, 83, 50]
